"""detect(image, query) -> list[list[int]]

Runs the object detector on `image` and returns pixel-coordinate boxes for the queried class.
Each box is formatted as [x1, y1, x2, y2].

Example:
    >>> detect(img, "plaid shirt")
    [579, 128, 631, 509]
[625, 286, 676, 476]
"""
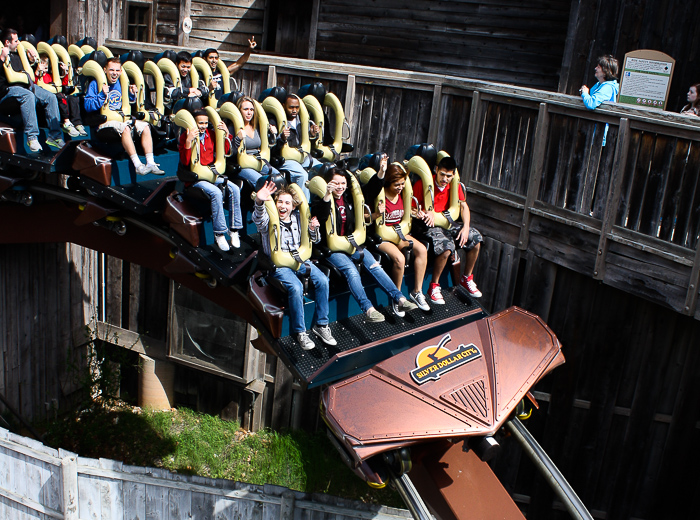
[253, 202, 320, 258]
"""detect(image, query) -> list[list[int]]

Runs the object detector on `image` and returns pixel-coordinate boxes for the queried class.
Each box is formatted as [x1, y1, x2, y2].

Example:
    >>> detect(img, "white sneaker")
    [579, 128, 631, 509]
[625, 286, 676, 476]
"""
[62, 121, 80, 137]
[74, 124, 88, 136]
[229, 230, 240, 248]
[312, 324, 337, 346]
[296, 332, 315, 350]
[27, 137, 43, 153]
[410, 291, 430, 312]
[391, 301, 405, 318]
[135, 163, 150, 175]
[147, 163, 165, 175]
[215, 234, 230, 252]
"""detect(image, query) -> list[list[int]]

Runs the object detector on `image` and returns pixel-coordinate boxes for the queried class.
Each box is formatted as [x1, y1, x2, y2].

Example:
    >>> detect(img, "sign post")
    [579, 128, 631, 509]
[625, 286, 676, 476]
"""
[618, 50, 675, 110]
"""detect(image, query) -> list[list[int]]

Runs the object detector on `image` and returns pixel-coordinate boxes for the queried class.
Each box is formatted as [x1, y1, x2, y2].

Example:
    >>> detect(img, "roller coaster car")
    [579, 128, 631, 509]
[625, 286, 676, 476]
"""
[322, 306, 565, 519]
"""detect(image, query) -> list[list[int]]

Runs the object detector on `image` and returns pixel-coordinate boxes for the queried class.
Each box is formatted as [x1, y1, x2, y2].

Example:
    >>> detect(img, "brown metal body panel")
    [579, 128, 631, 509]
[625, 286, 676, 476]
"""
[323, 307, 564, 464]
[71, 142, 112, 185]
[247, 271, 285, 339]
[409, 440, 526, 520]
[163, 192, 201, 247]
[0, 124, 17, 154]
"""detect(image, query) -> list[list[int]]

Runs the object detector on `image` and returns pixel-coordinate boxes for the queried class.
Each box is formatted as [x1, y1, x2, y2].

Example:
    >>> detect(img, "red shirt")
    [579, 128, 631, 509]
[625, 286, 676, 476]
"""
[35, 71, 52, 84]
[384, 194, 404, 225]
[413, 178, 465, 212]
[335, 195, 347, 235]
[178, 128, 231, 167]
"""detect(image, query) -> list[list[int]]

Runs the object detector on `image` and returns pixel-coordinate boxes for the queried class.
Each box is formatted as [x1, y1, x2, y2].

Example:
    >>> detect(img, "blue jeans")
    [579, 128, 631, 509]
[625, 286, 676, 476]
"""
[282, 155, 320, 201]
[272, 261, 329, 334]
[194, 178, 242, 234]
[328, 250, 404, 313]
[236, 163, 279, 188]
[0, 85, 61, 140]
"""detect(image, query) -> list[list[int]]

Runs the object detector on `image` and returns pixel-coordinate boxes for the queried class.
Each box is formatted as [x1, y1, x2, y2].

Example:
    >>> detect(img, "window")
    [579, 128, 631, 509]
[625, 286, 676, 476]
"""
[127, 3, 150, 42]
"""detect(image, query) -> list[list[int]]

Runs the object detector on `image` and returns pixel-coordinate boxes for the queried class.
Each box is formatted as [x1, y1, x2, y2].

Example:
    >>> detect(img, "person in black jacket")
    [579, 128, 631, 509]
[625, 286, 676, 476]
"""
[311, 166, 417, 321]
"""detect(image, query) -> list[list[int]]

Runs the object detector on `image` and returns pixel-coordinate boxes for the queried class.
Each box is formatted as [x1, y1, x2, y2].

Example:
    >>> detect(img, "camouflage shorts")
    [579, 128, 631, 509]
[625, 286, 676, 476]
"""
[424, 224, 483, 256]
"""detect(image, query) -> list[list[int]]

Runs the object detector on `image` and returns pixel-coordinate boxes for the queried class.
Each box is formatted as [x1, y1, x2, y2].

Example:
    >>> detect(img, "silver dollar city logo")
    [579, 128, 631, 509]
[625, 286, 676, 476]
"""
[410, 334, 482, 384]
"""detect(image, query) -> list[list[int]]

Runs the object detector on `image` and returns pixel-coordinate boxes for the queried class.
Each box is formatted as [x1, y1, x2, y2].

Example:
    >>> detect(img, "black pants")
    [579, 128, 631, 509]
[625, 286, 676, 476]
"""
[56, 93, 83, 125]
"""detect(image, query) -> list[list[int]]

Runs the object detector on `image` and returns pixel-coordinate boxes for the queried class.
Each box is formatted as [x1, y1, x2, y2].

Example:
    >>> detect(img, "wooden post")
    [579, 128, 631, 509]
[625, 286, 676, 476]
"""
[138, 354, 174, 410]
[177, 0, 191, 47]
[62, 456, 79, 520]
[279, 491, 295, 519]
[427, 84, 443, 146]
[267, 66, 278, 89]
[594, 118, 630, 280]
[308, 0, 321, 60]
[518, 102, 550, 250]
[344, 74, 356, 130]
[461, 90, 482, 185]
[685, 240, 700, 316]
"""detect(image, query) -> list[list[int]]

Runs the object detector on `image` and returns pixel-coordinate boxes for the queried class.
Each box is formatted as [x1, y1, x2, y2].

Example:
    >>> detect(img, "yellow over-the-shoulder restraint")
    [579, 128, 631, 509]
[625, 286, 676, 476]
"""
[264, 183, 312, 270]
[36, 42, 62, 93]
[172, 106, 227, 184]
[191, 56, 215, 108]
[361, 163, 413, 245]
[303, 92, 345, 162]
[142, 60, 165, 124]
[221, 99, 270, 171]
[407, 152, 460, 230]
[81, 59, 131, 122]
[1, 42, 28, 86]
[52, 43, 76, 94]
[265, 94, 310, 164]
[307, 173, 366, 255]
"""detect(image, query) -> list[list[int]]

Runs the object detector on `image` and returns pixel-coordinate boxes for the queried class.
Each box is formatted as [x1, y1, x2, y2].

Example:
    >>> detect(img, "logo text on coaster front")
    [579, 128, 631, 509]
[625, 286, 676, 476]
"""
[410, 334, 482, 384]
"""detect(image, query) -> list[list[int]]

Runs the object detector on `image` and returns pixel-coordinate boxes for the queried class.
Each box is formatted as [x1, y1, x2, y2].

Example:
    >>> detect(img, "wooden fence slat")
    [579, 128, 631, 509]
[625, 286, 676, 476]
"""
[518, 102, 549, 250]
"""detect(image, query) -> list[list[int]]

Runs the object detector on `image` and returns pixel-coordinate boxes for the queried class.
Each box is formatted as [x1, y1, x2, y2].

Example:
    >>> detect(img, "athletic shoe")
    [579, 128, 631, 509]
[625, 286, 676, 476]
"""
[296, 332, 315, 351]
[399, 299, 418, 312]
[27, 137, 43, 153]
[312, 324, 337, 346]
[229, 230, 240, 248]
[428, 283, 445, 304]
[461, 274, 482, 298]
[410, 291, 430, 312]
[62, 121, 80, 137]
[135, 163, 150, 175]
[45, 137, 65, 150]
[215, 234, 230, 252]
[147, 163, 165, 175]
[74, 124, 88, 136]
[366, 309, 385, 322]
[391, 301, 405, 318]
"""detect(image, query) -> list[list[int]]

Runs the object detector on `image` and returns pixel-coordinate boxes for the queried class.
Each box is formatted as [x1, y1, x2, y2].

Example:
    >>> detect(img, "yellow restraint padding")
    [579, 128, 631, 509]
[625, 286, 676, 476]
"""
[307, 173, 366, 254]
[266, 183, 312, 271]
[304, 93, 345, 161]
[220, 99, 269, 171]
[172, 107, 226, 184]
[142, 60, 165, 124]
[121, 61, 146, 117]
[67, 44, 84, 63]
[52, 43, 75, 92]
[361, 165, 413, 245]
[36, 42, 62, 93]
[97, 45, 113, 58]
[81, 59, 131, 122]
[215, 58, 231, 95]
[191, 56, 215, 108]
[269, 94, 309, 163]
[2, 42, 29, 86]
[157, 57, 180, 89]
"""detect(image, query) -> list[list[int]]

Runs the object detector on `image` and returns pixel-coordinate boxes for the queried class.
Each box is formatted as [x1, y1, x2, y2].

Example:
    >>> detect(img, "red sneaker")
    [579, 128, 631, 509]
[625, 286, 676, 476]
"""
[428, 283, 445, 304]
[460, 274, 482, 298]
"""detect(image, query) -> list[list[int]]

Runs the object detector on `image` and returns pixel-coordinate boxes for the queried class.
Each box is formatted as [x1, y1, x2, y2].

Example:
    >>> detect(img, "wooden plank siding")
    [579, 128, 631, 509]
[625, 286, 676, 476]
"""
[312, 0, 572, 91]
[187, 0, 266, 52]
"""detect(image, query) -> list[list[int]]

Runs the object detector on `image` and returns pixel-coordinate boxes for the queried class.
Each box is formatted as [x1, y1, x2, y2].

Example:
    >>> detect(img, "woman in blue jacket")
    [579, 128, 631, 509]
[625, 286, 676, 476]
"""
[580, 55, 619, 145]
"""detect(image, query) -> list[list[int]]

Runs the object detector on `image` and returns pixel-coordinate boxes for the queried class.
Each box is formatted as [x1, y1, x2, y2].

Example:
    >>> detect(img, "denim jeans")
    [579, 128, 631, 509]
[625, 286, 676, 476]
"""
[194, 178, 242, 234]
[236, 163, 279, 188]
[327, 249, 404, 313]
[272, 261, 329, 334]
[281, 155, 320, 202]
[0, 85, 61, 140]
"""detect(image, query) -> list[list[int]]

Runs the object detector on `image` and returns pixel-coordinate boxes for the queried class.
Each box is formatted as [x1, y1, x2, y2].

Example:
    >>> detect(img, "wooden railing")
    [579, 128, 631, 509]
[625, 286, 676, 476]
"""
[107, 39, 700, 319]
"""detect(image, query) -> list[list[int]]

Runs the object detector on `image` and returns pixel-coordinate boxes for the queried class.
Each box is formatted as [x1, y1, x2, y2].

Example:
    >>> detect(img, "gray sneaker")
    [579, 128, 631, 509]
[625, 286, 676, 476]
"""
[45, 137, 65, 150]
[312, 324, 337, 346]
[62, 121, 80, 137]
[391, 301, 405, 318]
[296, 332, 315, 351]
[135, 163, 150, 175]
[27, 137, 43, 153]
[74, 124, 88, 136]
[410, 291, 430, 312]
[366, 309, 385, 322]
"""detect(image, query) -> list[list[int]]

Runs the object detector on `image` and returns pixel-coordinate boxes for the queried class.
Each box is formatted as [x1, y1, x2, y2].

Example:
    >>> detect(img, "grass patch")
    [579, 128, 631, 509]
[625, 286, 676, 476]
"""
[41, 405, 403, 507]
